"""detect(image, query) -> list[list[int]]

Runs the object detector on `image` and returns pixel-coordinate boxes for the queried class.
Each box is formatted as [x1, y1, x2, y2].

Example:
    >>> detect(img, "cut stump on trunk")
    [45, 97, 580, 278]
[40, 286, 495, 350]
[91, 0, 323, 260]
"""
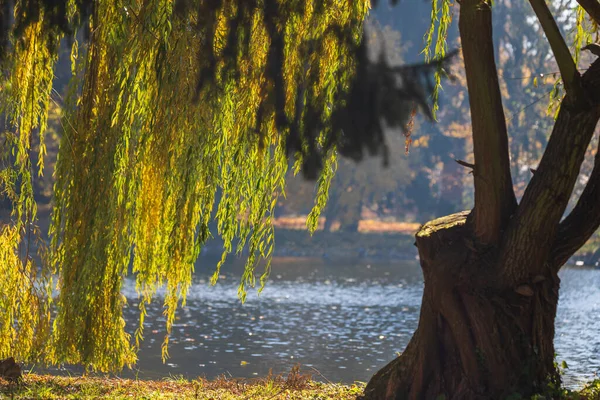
[361, 212, 560, 400]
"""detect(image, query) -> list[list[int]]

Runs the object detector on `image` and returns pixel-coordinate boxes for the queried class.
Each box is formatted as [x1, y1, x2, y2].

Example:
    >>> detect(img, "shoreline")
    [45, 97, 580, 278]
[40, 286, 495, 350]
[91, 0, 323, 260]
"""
[201, 228, 599, 266]
[2, 372, 599, 399]
[7, 207, 599, 266]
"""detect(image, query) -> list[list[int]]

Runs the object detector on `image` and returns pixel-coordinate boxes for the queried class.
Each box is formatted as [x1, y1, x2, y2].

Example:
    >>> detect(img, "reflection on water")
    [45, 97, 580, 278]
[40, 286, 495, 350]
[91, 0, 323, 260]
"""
[115, 259, 598, 388]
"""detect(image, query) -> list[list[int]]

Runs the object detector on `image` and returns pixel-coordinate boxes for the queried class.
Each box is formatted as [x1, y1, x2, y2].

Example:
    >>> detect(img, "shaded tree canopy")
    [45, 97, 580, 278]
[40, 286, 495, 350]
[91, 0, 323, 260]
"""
[1, 0, 454, 178]
[0, 0, 453, 371]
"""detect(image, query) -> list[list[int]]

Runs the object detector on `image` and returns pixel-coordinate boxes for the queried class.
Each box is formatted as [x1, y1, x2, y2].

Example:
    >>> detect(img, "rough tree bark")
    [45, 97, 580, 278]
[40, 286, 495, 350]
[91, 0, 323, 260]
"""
[460, 0, 516, 245]
[362, 212, 561, 399]
[0, 357, 21, 381]
[361, 0, 600, 398]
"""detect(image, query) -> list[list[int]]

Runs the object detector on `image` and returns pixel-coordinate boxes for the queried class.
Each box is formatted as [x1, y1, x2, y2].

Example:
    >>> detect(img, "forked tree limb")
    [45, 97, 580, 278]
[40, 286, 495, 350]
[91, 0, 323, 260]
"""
[528, 0, 584, 100]
[550, 141, 600, 270]
[459, 0, 516, 245]
[499, 0, 599, 285]
[575, 0, 600, 26]
[500, 58, 600, 285]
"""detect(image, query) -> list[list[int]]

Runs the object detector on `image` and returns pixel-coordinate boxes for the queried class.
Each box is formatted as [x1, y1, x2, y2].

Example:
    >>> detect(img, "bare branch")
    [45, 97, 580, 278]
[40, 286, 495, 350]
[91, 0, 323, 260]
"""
[455, 159, 475, 170]
[528, 0, 583, 98]
[459, 0, 516, 245]
[575, 0, 600, 26]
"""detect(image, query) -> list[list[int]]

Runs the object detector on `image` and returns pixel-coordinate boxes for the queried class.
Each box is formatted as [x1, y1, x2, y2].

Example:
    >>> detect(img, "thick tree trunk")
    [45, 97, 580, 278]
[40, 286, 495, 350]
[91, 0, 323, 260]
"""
[0, 358, 21, 381]
[338, 195, 363, 233]
[361, 212, 560, 400]
[324, 189, 363, 233]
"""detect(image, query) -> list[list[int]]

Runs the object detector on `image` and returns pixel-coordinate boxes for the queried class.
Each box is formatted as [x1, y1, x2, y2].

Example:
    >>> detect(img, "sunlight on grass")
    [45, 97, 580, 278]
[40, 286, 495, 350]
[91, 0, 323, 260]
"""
[272, 216, 421, 233]
[0, 370, 366, 399]
[3, 374, 600, 399]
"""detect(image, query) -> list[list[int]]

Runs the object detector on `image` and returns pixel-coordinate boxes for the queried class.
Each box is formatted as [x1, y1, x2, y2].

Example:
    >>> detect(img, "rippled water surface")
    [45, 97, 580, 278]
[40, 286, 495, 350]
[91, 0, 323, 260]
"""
[116, 259, 599, 388]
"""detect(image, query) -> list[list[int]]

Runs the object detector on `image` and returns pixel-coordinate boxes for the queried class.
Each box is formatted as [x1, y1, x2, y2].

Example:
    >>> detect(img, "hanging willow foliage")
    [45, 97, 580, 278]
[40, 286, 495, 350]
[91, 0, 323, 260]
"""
[0, 0, 454, 372]
[0, 0, 57, 364]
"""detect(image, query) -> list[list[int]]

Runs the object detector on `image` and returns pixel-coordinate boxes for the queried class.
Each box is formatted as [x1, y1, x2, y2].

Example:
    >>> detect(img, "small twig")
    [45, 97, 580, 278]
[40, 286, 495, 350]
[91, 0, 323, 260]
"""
[498, 69, 586, 80]
[504, 89, 554, 124]
[455, 159, 475, 170]
[391, 49, 460, 73]
[308, 366, 336, 386]
[127, 6, 160, 42]
[49, 92, 77, 162]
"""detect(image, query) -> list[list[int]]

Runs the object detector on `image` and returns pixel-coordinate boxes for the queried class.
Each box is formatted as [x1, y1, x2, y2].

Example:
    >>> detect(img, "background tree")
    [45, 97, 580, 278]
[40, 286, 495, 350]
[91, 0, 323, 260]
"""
[280, 0, 587, 231]
[277, 21, 414, 233]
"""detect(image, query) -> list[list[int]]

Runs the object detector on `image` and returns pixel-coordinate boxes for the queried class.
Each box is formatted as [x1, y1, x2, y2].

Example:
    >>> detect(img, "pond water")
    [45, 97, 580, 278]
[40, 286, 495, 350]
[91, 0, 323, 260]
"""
[111, 259, 599, 388]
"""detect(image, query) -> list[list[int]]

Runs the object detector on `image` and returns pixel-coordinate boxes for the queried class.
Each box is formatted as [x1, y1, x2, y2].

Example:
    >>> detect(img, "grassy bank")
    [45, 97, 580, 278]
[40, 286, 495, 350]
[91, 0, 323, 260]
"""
[0, 370, 365, 399]
[2, 374, 600, 399]
[3, 374, 600, 399]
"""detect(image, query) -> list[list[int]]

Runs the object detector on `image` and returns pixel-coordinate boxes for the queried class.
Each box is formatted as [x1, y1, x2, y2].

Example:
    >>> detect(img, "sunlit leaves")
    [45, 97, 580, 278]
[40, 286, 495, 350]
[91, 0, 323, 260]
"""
[0, 2, 58, 367]
[423, 0, 453, 119]
[0, 226, 51, 363]
[0, 0, 370, 372]
[573, 5, 597, 66]
[307, 149, 337, 234]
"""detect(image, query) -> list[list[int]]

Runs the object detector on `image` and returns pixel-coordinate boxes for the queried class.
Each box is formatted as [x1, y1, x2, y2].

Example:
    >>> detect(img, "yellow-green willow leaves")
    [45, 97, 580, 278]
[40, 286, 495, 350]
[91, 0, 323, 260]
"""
[0, 5, 56, 366]
[1, 0, 369, 372]
[423, 0, 453, 119]
[0, 226, 51, 363]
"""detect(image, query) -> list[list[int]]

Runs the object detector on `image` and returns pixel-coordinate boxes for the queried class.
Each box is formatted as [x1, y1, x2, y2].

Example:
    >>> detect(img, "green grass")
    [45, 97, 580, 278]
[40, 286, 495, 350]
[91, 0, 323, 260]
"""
[577, 380, 600, 399]
[0, 368, 366, 399]
[3, 372, 600, 399]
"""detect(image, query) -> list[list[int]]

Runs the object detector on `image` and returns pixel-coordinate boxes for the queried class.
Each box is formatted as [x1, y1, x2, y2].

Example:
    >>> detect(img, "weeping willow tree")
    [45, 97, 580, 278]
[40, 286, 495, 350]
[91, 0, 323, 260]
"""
[7, 0, 600, 398]
[0, 0, 450, 373]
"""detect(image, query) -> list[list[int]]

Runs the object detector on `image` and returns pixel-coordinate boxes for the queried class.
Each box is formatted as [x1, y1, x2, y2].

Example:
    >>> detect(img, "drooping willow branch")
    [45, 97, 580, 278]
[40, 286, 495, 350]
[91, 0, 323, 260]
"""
[189, 0, 458, 179]
[575, 0, 600, 26]
[1, 0, 456, 180]
[0, 0, 457, 372]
